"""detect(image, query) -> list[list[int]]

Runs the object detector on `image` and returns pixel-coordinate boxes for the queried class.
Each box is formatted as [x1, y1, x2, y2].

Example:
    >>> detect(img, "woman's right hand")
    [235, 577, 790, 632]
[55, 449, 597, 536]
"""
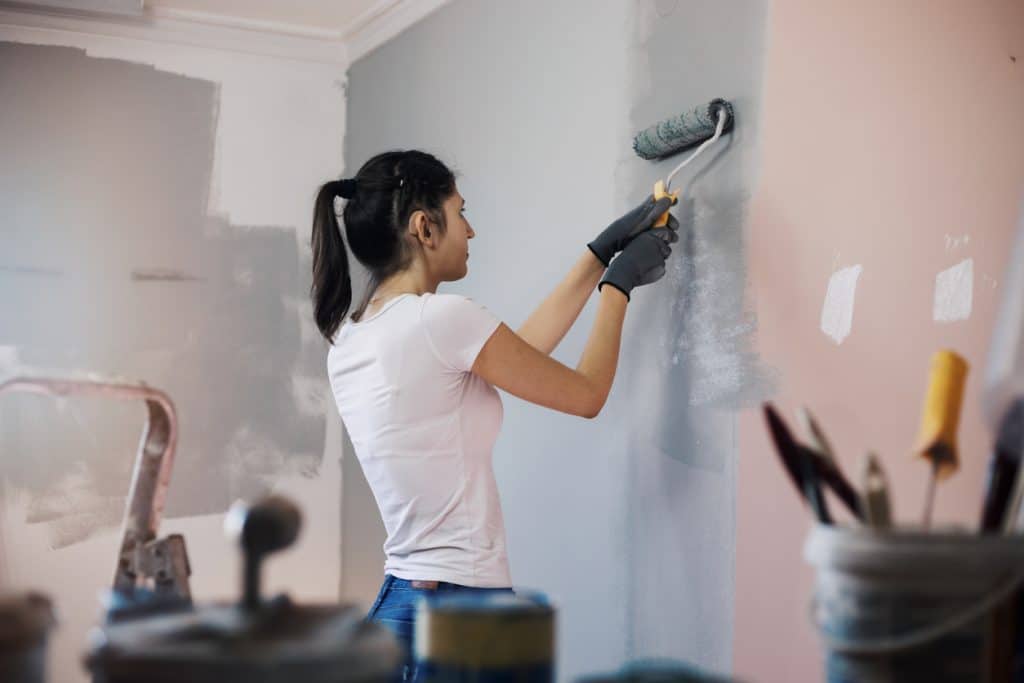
[586, 194, 677, 267]
[597, 214, 679, 300]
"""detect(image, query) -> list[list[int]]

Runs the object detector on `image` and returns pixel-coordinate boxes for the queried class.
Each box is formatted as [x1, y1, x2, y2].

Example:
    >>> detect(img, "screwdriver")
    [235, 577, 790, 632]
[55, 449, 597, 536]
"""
[914, 350, 969, 528]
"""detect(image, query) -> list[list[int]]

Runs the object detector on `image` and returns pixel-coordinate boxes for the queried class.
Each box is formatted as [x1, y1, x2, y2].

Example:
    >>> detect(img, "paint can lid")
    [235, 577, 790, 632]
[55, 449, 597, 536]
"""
[85, 599, 401, 682]
[421, 590, 553, 614]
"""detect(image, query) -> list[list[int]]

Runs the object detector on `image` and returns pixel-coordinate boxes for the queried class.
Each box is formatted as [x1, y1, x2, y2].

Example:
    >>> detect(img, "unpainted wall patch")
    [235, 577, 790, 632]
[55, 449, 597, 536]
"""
[820, 264, 863, 345]
[934, 258, 974, 322]
[0, 42, 325, 542]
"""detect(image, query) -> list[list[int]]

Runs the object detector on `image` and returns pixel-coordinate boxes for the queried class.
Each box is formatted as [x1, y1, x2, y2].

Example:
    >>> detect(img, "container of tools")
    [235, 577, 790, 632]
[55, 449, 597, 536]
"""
[806, 525, 1024, 683]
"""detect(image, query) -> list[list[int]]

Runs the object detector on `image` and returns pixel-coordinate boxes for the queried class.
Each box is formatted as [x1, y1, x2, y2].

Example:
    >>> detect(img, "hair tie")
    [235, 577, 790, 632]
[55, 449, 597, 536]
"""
[335, 178, 358, 199]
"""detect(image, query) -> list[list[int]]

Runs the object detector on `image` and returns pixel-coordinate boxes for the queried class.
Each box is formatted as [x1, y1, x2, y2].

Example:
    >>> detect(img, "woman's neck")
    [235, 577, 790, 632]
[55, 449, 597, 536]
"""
[370, 268, 437, 304]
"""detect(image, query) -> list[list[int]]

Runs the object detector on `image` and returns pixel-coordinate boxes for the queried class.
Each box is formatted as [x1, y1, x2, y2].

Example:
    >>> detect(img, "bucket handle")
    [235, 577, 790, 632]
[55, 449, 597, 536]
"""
[811, 569, 1024, 654]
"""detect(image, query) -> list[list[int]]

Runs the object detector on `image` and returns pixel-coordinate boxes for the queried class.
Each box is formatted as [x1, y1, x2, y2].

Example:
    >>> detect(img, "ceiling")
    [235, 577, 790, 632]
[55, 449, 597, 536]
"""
[148, 0, 385, 37]
[0, 0, 435, 61]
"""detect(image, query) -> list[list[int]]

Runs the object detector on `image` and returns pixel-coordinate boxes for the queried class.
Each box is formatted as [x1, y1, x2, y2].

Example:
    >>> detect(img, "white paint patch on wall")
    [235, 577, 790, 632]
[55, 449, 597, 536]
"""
[934, 258, 974, 322]
[820, 264, 863, 345]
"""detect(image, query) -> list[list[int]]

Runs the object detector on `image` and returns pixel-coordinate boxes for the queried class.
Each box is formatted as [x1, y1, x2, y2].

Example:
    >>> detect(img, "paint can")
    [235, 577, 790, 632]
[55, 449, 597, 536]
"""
[0, 592, 55, 683]
[414, 591, 555, 682]
[805, 525, 1024, 682]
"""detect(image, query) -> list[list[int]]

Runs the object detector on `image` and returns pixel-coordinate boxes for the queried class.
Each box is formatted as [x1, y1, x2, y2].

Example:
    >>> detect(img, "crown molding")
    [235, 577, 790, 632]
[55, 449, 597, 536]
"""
[0, 0, 454, 68]
[0, 4, 350, 65]
[343, 0, 450, 63]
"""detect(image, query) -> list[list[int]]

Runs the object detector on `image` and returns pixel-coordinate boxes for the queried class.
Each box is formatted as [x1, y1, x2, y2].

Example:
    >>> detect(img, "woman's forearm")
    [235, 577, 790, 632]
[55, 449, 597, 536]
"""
[515, 249, 606, 355]
[576, 285, 628, 415]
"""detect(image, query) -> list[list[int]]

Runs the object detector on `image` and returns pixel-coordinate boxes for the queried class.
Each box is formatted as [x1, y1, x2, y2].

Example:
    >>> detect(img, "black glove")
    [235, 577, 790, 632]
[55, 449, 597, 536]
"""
[587, 194, 677, 267]
[598, 216, 679, 300]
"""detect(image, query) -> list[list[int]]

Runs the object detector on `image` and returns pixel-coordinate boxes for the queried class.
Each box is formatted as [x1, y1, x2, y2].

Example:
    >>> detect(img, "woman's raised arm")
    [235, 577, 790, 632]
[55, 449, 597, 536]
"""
[473, 286, 628, 418]
[473, 228, 677, 418]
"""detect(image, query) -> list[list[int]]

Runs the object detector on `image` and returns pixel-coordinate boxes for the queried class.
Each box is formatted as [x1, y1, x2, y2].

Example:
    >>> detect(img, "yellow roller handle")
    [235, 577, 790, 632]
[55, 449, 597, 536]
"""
[914, 349, 969, 481]
[652, 180, 680, 228]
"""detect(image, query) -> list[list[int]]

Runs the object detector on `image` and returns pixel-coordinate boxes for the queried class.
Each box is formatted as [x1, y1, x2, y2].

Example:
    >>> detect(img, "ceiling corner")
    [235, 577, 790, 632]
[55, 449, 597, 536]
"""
[342, 0, 450, 64]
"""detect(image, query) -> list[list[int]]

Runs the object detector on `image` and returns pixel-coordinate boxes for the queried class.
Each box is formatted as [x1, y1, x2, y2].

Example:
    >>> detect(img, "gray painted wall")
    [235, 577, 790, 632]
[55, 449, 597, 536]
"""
[0, 42, 325, 544]
[343, 1, 768, 678]
[618, 0, 770, 664]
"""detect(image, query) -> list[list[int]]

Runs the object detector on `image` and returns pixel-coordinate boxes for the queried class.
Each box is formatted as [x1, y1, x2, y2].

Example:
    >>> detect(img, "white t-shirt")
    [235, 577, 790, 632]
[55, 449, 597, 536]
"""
[327, 292, 511, 587]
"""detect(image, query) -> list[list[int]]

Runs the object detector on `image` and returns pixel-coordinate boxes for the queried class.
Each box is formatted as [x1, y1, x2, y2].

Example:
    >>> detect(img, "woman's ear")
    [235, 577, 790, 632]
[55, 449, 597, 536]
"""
[408, 210, 435, 246]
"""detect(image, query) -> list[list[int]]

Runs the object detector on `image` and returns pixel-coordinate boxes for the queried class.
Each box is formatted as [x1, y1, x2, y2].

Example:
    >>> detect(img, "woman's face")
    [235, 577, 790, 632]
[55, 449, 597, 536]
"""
[436, 185, 475, 280]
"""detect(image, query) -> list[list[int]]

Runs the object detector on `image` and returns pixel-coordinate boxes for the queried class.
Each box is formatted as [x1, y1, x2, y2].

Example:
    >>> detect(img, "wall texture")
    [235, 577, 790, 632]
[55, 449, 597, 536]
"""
[0, 25, 346, 683]
[618, 0, 769, 665]
[342, 0, 768, 679]
[735, 1, 1024, 680]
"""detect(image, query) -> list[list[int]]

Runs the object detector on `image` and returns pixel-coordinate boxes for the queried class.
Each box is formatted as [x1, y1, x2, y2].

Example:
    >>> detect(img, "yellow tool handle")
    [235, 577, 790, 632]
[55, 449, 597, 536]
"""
[652, 180, 680, 228]
[914, 349, 969, 481]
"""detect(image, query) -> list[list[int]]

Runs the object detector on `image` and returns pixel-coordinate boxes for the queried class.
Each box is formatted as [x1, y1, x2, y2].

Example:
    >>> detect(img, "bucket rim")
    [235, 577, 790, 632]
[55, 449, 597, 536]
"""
[804, 524, 1024, 572]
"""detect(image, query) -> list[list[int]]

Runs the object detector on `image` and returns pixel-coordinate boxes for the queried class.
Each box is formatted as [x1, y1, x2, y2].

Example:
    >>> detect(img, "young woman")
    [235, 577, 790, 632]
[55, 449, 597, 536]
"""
[311, 150, 677, 675]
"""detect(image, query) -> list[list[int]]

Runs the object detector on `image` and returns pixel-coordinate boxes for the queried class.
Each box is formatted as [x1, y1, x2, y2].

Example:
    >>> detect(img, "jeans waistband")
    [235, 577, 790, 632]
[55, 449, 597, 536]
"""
[386, 574, 512, 592]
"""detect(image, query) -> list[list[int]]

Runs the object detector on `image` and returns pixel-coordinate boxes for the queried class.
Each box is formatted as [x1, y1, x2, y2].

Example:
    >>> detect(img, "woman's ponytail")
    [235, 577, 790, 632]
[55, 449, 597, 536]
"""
[311, 180, 351, 342]
[311, 151, 456, 343]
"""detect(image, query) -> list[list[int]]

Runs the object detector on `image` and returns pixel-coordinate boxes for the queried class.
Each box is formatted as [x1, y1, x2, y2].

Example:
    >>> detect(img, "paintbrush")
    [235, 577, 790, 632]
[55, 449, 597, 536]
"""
[797, 407, 864, 520]
[859, 452, 892, 529]
[798, 406, 837, 465]
[764, 403, 832, 524]
[979, 398, 1024, 532]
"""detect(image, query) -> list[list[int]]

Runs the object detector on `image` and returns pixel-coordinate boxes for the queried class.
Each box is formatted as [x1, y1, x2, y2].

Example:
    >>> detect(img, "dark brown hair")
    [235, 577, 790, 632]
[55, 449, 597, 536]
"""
[311, 150, 456, 342]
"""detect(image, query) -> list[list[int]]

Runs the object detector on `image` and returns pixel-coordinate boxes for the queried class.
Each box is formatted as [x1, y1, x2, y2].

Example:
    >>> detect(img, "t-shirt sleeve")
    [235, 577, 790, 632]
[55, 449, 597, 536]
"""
[421, 293, 503, 372]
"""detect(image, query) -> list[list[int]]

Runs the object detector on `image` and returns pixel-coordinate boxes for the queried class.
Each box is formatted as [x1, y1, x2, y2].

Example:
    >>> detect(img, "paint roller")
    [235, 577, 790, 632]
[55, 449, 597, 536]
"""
[632, 98, 735, 227]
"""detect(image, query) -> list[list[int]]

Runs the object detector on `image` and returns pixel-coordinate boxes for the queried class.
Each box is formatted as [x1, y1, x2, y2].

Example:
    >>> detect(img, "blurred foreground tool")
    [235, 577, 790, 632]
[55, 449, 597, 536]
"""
[859, 452, 892, 529]
[86, 496, 401, 683]
[912, 351, 969, 528]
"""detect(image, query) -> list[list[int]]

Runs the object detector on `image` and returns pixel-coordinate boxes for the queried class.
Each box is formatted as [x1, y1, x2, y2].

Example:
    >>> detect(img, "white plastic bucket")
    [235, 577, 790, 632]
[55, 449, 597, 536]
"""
[805, 526, 1024, 682]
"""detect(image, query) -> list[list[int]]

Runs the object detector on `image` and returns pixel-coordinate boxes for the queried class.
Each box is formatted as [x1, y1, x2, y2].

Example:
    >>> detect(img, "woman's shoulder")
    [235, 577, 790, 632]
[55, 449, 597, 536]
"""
[420, 292, 492, 320]
[422, 291, 471, 302]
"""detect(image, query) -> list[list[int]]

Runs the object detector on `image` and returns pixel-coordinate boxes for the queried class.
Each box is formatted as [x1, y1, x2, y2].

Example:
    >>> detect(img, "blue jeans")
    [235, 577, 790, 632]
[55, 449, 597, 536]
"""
[366, 574, 515, 682]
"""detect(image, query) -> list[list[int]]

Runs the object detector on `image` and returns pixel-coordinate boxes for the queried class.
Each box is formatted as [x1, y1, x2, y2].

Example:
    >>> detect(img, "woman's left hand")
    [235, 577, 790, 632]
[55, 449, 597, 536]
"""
[586, 194, 677, 267]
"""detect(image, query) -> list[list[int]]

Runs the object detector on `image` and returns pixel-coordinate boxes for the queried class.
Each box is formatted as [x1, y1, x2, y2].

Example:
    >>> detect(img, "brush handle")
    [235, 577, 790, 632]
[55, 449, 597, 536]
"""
[980, 450, 1019, 531]
[811, 448, 865, 521]
[652, 180, 679, 228]
[914, 350, 968, 480]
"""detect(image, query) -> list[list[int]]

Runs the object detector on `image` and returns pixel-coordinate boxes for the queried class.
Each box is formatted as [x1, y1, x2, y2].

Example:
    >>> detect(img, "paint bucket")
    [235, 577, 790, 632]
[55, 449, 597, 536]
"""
[414, 591, 555, 682]
[0, 593, 55, 683]
[805, 525, 1024, 682]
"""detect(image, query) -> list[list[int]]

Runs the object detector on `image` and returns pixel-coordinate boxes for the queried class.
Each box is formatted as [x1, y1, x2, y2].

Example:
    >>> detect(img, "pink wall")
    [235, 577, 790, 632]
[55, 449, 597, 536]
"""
[734, 1, 1024, 680]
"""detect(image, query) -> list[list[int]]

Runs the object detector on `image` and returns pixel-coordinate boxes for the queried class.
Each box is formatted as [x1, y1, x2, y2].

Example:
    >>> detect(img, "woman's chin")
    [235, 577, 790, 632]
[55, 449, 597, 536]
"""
[444, 263, 469, 282]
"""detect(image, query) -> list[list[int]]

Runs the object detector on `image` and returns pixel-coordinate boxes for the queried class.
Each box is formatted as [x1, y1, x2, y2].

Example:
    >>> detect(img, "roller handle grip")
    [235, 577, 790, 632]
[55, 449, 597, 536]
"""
[653, 180, 679, 228]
